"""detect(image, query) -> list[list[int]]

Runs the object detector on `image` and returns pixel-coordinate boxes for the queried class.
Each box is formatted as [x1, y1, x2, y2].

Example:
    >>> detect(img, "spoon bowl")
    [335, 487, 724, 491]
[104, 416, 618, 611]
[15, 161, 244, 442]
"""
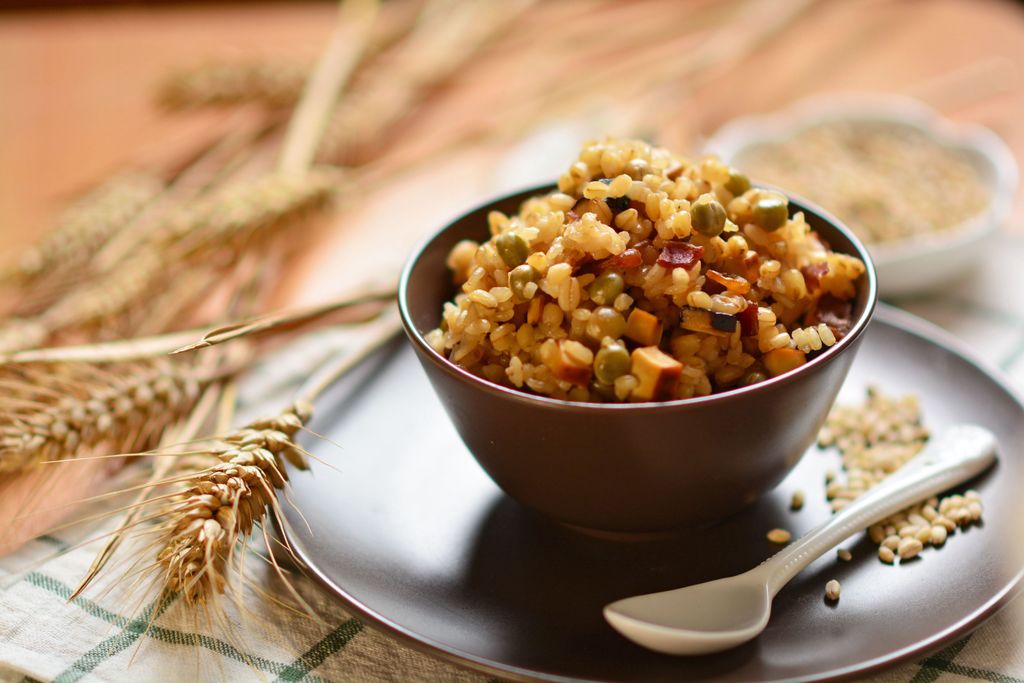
[605, 577, 771, 655]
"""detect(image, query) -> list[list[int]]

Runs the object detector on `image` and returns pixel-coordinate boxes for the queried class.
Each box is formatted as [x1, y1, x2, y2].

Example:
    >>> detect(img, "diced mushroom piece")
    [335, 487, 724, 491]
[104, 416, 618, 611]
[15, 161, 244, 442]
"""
[630, 346, 682, 401]
[680, 307, 732, 337]
[763, 348, 807, 377]
[624, 309, 663, 346]
[710, 311, 738, 333]
[551, 340, 594, 386]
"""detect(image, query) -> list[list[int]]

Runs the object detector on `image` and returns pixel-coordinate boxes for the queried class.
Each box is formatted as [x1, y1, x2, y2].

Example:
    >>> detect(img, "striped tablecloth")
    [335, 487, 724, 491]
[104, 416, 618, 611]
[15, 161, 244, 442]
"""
[1, 245, 1022, 683]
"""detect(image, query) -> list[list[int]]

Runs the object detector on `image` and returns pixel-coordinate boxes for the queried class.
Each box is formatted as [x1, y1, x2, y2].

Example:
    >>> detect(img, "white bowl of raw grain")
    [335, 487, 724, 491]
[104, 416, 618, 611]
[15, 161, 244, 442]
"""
[705, 94, 1018, 297]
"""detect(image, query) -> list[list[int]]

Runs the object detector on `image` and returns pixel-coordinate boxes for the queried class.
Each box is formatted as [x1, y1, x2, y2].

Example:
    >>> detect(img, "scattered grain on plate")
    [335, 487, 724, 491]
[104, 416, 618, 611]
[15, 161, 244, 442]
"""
[825, 579, 841, 601]
[819, 386, 985, 565]
[897, 537, 924, 560]
[790, 490, 805, 511]
[837, 548, 853, 562]
[767, 528, 792, 544]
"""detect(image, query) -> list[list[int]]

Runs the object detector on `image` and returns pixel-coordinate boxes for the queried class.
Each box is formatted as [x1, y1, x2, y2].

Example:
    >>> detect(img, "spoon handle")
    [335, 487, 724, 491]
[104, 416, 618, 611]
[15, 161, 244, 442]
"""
[758, 424, 997, 596]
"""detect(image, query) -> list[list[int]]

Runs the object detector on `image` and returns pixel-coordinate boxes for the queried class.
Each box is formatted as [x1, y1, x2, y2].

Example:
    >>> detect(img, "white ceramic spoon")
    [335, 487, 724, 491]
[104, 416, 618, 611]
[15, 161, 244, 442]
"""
[604, 423, 998, 655]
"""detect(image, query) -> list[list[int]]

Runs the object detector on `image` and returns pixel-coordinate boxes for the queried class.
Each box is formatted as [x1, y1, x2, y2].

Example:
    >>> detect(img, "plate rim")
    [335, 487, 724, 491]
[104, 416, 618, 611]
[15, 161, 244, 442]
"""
[283, 303, 1024, 683]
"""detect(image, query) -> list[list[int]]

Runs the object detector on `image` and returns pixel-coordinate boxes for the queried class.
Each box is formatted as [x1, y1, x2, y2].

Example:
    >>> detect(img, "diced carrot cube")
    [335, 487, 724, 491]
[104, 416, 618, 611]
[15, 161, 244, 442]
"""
[624, 309, 662, 346]
[764, 348, 807, 377]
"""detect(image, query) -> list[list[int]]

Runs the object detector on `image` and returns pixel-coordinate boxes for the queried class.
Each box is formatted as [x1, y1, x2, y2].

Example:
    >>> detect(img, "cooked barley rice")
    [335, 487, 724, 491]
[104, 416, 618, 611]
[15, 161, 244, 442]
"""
[429, 139, 865, 403]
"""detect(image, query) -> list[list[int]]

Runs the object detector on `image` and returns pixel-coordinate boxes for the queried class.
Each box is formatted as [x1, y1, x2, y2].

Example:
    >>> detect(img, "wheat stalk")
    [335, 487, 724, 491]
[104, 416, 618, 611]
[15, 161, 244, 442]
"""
[157, 61, 311, 110]
[2, 171, 163, 289]
[153, 0, 425, 112]
[45, 0, 390, 611]
[159, 168, 339, 258]
[317, 0, 535, 165]
[156, 401, 310, 605]
[0, 170, 340, 354]
[0, 358, 211, 474]
[0, 284, 393, 366]
[0, 319, 49, 357]
[172, 286, 396, 353]
[69, 310, 399, 607]
[157, 313, 399, 604]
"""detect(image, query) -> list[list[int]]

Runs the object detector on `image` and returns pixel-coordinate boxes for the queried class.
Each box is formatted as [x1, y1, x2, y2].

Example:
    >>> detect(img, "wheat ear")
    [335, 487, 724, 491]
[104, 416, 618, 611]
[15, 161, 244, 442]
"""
[317, 0, 536, 164]
[157, 401, 311, 605]
[2, 171, 163, 288]
[0, 358, 211, 474]
[83, 312, 399, 608]
[4, 170, 338, 352]
[0, 283, 394, 366]
[152, 0, 421, 112]
[157, 60, 311, 110]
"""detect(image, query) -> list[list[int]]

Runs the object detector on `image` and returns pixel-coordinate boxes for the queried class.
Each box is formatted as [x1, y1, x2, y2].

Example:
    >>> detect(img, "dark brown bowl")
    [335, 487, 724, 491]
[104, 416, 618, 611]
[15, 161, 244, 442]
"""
[399, 184, 877, 534]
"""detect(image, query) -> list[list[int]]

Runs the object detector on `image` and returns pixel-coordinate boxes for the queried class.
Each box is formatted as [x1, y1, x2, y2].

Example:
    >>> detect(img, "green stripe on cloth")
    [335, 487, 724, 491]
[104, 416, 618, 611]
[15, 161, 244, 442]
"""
[910, 635, 973, 683]
[915, 635, 1024, 683]
[24, 572, 337, 683]
[274, 618, 363, 682]
[35, 536, 70, 551]
[930, 663, 1024, 683]
[26, 573, 129, 627]
[53, 592, 177, 683]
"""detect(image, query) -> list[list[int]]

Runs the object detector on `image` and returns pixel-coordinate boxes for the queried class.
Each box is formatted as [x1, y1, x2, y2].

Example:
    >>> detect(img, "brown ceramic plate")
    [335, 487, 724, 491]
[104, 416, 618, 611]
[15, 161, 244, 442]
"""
[282, 305, 1023, 682]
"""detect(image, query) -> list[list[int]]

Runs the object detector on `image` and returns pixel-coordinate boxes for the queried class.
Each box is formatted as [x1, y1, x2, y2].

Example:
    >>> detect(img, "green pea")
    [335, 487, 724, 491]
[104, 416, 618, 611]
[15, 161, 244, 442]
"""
[741, 370, 768, 386]
[752, 195, 789, 230]
[495, 232, 529, 268]
[587, 307, 627, 342]
[588, 271, 625, 305]
[724, 169, 751, 196]
[594, 342, 631, 384]
[691, 196, 726, 237]
[508, 264, 540, 299]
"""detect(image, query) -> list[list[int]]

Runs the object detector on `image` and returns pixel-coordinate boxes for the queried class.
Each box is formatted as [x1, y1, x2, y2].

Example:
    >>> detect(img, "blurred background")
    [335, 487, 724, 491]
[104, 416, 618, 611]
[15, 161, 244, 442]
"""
[2, 0, 1023, 287]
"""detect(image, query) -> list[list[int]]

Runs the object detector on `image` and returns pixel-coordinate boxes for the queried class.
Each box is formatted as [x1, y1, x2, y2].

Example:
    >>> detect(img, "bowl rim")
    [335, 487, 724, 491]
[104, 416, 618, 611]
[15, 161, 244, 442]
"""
[702, 92, 1019, 262]
[399, 182, 878, 413]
